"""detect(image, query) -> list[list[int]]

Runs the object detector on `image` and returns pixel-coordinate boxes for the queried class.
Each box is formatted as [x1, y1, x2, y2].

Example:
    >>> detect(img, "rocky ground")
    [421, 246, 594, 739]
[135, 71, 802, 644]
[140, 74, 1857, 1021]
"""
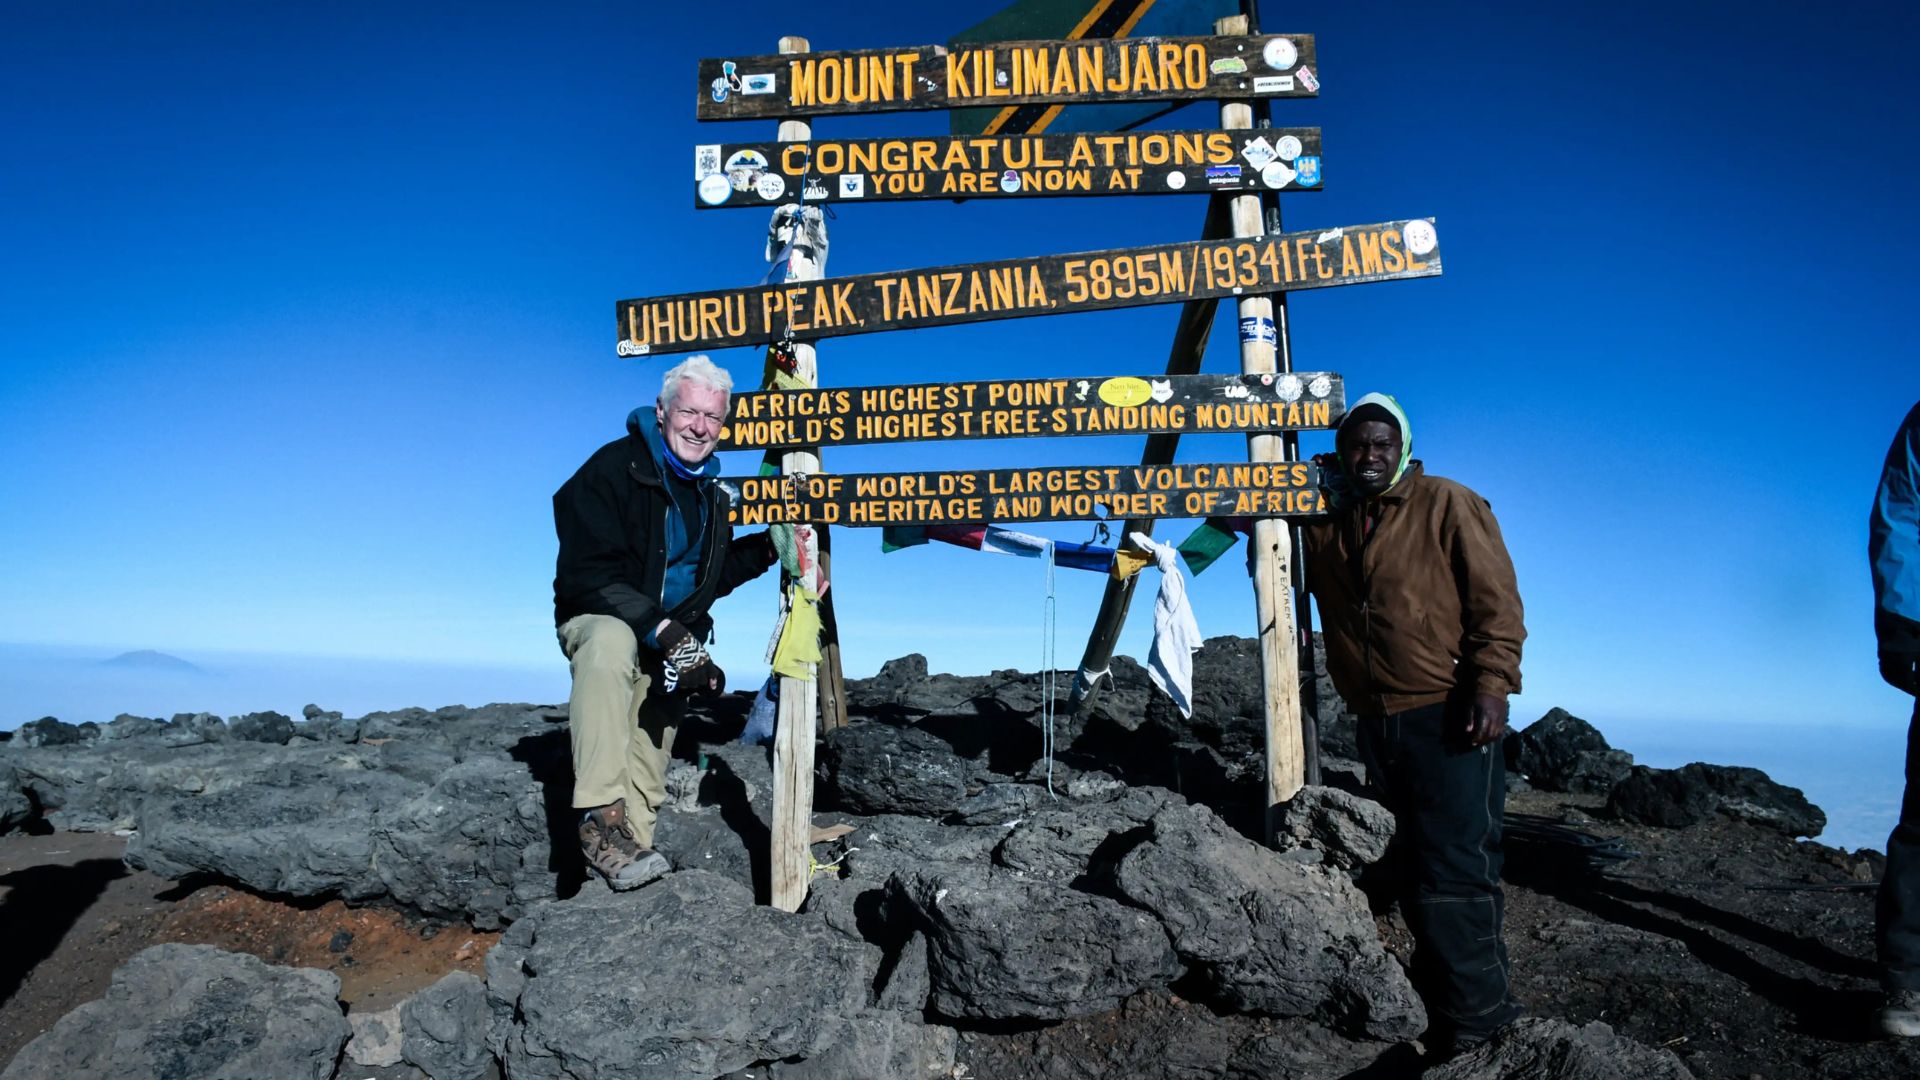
[0, 636, 1914, 1079]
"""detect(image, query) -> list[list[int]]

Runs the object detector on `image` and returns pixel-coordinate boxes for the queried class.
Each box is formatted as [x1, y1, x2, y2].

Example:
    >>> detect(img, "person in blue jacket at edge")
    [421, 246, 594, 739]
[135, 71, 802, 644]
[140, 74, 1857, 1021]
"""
[1874, 400, 1920, 1036]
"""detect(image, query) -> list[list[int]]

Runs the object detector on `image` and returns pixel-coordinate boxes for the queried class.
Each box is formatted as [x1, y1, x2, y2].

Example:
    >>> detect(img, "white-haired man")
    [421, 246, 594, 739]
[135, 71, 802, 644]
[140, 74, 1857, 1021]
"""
[551, 355, 775, 889]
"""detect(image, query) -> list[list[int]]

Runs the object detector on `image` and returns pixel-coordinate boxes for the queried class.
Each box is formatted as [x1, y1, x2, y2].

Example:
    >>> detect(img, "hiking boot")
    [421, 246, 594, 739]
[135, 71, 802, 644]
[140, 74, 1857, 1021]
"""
[578, 799, 669, 891]
[1882, 989, 1920, 1037]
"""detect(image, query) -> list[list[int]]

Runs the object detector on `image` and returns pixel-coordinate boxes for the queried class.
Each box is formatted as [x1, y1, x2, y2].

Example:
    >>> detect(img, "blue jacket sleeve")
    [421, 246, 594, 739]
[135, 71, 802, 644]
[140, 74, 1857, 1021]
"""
[1872, 403, 1920, 656]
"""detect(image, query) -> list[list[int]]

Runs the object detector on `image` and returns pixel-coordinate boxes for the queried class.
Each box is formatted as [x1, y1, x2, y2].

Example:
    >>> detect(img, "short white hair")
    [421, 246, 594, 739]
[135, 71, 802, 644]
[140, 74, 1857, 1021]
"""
[660, 355, 734, 406]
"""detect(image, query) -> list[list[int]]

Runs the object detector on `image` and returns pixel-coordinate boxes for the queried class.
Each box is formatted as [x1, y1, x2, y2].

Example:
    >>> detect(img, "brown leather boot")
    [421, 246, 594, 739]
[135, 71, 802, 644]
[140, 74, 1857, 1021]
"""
[578, 798, 669, 891]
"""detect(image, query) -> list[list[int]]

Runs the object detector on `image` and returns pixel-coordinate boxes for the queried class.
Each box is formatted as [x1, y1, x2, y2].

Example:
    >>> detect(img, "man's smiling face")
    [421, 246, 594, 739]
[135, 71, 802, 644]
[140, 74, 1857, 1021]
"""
[1338, 419, 1402, 498]
[656, 381, 729, 466]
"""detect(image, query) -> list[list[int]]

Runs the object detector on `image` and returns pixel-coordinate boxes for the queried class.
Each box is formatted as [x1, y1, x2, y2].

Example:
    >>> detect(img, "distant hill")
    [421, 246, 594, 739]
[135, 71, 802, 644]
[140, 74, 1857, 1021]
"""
[98, 650, 208, 675]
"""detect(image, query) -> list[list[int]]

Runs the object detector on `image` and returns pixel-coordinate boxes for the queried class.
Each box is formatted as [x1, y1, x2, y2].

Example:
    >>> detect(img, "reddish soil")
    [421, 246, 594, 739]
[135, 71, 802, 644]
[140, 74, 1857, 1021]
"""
[0, 830, 493, 1071]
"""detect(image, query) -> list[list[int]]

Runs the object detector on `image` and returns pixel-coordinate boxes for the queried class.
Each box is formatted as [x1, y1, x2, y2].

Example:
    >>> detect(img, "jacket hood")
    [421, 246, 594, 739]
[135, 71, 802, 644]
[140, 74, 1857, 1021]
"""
[627, 405, 722, 483]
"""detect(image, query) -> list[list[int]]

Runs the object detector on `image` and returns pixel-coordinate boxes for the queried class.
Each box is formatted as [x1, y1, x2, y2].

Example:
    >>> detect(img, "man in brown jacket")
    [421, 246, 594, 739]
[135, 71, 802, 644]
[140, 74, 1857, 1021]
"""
[1302, 392, 1526, 1054]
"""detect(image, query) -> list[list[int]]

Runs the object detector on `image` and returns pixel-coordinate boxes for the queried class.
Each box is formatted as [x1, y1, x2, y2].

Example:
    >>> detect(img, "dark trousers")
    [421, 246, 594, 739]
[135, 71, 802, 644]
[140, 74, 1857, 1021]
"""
[1359, 700, 1522, 1040]
[1878, 700, 1920, 990]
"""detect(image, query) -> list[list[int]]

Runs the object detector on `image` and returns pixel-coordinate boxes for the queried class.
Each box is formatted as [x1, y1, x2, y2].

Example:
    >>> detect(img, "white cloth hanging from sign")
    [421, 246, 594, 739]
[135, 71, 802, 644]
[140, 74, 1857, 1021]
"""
[1129, 531, 1202, 718]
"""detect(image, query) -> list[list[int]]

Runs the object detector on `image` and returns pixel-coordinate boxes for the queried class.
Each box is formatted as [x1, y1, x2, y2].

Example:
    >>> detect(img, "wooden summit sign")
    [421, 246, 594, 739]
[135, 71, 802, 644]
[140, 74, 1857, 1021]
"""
[694, 128, 1323, 207]
[696, 34, 1318, 120]
[617, 218, 1439, 356]
[723, 461, 1328, 527]
[718, 372, 1346, 450]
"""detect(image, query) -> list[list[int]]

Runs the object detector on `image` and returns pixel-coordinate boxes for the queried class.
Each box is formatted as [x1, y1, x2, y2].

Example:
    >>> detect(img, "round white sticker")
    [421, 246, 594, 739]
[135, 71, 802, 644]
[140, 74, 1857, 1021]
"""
[756, 173, 787, 200]
[999, 170, 1021, 193]
[1262, 38, 1298, 71]
[1165, 171, 1187, 190]
[698, 174, 733, 205]
[1403, 219, 1438, 256]
[1276, 135, 1302, 161]
[1308, 375, 1333, 398]
[1261, 163, 1294, 189]
[1277, 374, 1303, 402]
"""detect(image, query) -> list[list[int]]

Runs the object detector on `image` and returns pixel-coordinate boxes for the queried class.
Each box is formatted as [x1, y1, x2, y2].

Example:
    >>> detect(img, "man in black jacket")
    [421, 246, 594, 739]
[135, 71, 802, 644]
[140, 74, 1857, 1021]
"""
[552, 355, 774, 889]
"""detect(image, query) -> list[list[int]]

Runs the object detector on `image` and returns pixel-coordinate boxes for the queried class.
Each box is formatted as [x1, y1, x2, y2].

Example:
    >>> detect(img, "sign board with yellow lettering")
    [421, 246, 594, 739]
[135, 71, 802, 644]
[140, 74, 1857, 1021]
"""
[718, 372, 1345, 450]
[617, 218, 1438, 357]
[694, 128, 1323, 207]
[696, 34, 1318, 120]
[723, 461, 1328, 527]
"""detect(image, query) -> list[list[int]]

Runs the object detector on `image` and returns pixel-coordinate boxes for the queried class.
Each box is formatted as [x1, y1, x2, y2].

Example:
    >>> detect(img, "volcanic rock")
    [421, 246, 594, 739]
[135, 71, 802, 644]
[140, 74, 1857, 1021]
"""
[11, 717, 95, 748]
[954, 991, 1389, 1080]
[751, 1012, 958, 1079]
[494, 870, 876, 1079]
[402, 970, 492, 1080]
[99, 713, 164, 742]
[0, 943, 349, 1080]
[1513, 708, 1635, 794]
[1111, 801, 1426, 1039]
[1605, 762, 1826, 837]
[227, 709, 295, 744]
[347, 1003, 407, 1067]
[1272, 783, 1396, 872]
[818, 720, 974, 816]
[888, 864, 1179, 1021]
[1423, 1017, 1695, 1079]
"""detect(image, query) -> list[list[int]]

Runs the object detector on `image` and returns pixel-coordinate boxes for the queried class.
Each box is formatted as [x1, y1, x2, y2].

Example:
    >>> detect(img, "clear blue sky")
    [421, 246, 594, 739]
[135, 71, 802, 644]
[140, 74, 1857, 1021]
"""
[2, 0, 1915, 737]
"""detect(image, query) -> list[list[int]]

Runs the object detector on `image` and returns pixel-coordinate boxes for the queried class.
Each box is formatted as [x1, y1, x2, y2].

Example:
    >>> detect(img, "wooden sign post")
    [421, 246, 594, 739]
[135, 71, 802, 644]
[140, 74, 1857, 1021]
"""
[769, 36, 824, 915]
[1217, 13, 1306, 831]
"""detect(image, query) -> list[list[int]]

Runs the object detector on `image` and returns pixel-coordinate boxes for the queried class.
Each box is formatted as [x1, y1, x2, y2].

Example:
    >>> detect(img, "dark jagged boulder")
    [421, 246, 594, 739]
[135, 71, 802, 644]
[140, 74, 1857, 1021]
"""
[1111, 801, 1426, 1040]
[888, 865, 1179, 1021]
[494, 871, 877, 1079]
[1272, 784, 1395, 872]
[1424, 1017, 1695, 1079]
[818, 721, 975, 816]
[1605, 763, 1826, 837]
[1514, 708, 1635, 794]
[0, 944, 349, 1080]
[12, 717, 95, 748]
[227, 709, 295, 744]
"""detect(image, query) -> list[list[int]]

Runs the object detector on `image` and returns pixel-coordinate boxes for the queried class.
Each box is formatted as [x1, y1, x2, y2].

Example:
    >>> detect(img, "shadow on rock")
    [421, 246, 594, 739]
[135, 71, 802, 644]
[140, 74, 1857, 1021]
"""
[509, 729, 587, 901]
[1505, 856, 1882, 1042]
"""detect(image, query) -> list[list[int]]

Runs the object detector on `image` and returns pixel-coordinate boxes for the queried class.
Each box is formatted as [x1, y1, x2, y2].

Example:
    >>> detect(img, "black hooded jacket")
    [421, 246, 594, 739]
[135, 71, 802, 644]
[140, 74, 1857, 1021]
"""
[551, 410, 770, 646]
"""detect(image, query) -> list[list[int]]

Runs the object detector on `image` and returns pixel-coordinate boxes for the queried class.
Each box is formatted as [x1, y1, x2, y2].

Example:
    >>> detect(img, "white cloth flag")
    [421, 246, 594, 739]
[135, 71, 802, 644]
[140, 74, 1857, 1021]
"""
[1130, 531, 1202, 718]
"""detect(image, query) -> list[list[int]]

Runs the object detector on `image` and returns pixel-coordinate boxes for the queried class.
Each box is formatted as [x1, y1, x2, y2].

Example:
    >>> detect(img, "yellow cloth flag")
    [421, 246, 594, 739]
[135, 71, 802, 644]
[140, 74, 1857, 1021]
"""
[1111, 544, 1154, 581]
[771, 584, 823, 679]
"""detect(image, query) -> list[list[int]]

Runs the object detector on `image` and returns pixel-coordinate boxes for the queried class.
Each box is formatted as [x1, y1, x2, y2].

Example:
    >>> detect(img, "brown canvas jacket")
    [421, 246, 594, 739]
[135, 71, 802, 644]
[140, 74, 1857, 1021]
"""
[1301, 462, 1525, 716]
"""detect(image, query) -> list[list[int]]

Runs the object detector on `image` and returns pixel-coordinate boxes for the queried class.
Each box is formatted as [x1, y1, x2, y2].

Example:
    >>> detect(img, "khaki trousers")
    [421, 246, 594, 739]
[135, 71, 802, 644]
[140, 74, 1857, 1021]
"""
[558, 613, 677, 848]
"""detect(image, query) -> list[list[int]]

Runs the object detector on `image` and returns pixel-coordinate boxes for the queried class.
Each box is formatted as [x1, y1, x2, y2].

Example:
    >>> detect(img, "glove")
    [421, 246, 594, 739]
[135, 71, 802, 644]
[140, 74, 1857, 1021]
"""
[656, 620, 725, 696]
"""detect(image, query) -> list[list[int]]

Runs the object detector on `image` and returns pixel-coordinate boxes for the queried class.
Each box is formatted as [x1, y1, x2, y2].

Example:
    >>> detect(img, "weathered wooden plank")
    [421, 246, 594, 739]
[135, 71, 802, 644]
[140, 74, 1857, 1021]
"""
[718, 372, 1345, 450]
[693, 127, 1323, 207]
[616, 218, 1439, 357]
[721, 461, 1327, 527]
[768, 35, 821, 917]
[697, 34, 1318, 120]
